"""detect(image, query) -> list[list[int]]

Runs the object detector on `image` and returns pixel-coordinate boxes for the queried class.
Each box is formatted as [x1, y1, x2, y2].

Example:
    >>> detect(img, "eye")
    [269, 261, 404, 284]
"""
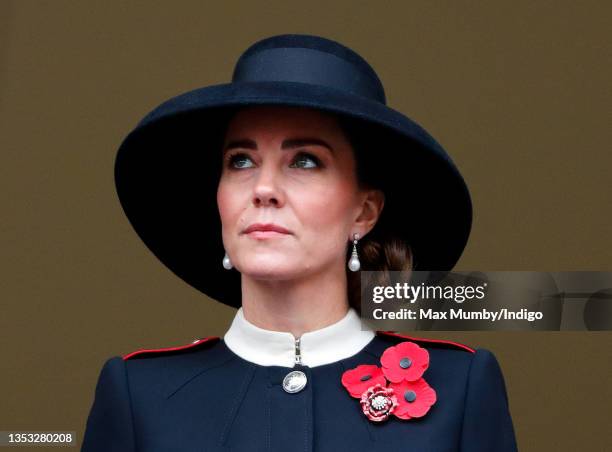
[290, 151, 321, 169]
[226, 152, 254, 169]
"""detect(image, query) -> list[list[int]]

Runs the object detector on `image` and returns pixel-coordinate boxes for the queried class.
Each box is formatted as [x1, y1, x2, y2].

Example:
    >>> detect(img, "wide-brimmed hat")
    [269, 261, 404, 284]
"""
[114, 33, 472, 309]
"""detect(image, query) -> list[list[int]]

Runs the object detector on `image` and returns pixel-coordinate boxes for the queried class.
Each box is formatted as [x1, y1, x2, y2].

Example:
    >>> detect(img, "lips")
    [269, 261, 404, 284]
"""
[243, 223, 291, 234]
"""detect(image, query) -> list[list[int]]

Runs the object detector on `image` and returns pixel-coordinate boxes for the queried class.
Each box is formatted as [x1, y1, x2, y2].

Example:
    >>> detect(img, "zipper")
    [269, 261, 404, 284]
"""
[294, 337, 302, 365]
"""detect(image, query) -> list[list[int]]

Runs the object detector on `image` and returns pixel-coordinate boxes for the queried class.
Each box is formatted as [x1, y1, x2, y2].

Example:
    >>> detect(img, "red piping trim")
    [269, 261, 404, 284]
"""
[122, 336, 220, 360]
[376, 330, 475, 354]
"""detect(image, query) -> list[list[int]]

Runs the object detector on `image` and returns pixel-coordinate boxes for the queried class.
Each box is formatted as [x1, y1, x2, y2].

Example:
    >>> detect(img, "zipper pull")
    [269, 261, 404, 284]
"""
[294, 337, 302, 365]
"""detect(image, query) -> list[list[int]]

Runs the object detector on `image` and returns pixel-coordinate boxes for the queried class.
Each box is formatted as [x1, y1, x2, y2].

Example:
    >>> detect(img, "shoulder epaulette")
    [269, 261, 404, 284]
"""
[122, 336, 220, 360]
[376, 330, 475, 353]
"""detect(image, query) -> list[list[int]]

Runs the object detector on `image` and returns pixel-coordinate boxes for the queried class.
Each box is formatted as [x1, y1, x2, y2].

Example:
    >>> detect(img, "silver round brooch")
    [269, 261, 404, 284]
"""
[282, 370, 308, 394]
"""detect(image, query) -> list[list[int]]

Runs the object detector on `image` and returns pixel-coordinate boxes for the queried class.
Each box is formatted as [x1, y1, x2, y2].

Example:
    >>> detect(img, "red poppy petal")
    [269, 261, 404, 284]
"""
[397, 342, 429, 369]
[381, 342, 430, 383]
[381, 347, 406, 382]
[415, 346, 430, 371]
[390, 378, 437, 419]
[406, 402, 433, 418]
[380, 346, 399, 370]
[342, 364, 386, 398]
[405, 384, 436, 418]
[411, 383, 436, 417]
[342, 364, 378, 385]
[394, 408, 413, 420]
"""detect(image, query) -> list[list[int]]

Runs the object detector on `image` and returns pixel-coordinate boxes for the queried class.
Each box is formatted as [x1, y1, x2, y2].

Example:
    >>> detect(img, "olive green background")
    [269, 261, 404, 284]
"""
[1, 1, 610, 450]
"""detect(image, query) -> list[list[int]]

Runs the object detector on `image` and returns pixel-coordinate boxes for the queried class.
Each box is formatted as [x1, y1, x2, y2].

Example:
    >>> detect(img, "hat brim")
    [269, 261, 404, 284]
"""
[114, 81, 472, 308]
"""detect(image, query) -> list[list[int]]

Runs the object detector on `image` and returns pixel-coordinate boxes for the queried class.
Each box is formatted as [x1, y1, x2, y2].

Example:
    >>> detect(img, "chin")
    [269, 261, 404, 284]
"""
[239, 257, 302, 281]
[242, 268, 299, 281]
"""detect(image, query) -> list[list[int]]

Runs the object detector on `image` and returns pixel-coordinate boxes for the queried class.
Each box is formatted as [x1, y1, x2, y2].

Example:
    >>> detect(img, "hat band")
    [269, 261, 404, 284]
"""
[232, 47, 385, 104]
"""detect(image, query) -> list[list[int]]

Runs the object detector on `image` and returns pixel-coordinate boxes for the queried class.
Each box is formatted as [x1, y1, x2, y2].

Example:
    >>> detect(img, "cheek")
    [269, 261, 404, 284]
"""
[294, 180, 355, 230]
[217, 182, 243, 229]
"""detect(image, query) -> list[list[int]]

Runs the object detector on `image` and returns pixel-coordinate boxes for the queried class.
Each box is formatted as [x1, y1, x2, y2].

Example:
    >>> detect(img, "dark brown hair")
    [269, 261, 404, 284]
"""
[337, 114, 414, 315]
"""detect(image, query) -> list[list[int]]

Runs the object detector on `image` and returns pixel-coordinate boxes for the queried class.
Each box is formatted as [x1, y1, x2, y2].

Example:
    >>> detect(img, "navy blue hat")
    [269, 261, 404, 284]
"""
[114, 34, 472, 308]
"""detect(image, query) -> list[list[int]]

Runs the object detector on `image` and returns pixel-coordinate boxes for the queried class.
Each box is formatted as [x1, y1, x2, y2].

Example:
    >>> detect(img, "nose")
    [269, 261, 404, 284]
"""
[252, 161, 283, 207]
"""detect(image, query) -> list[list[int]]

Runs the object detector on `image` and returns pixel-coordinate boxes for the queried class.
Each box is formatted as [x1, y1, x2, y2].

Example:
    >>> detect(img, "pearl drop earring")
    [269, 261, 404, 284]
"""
[348, 233, 361, 272]
[222, 251, 233, 270]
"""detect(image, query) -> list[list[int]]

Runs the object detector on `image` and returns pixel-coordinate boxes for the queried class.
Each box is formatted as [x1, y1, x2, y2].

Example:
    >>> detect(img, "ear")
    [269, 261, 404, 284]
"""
[352, 189, 385, 238]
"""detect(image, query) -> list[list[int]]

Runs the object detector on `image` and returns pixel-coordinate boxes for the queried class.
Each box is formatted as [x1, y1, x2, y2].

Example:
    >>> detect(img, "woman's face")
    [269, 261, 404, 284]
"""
[217, 105, 383, 280]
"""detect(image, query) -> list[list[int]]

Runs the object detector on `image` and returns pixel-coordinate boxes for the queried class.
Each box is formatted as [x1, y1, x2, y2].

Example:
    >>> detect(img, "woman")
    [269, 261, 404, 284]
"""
[82, 34, 517, 451]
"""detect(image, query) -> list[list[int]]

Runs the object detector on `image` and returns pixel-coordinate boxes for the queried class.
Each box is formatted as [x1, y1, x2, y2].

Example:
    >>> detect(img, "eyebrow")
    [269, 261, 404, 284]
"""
[222, 137, 334, 154]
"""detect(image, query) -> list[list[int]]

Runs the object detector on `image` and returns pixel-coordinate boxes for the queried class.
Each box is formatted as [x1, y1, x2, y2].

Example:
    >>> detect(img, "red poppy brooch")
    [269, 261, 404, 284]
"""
[341, 341, 437, 422]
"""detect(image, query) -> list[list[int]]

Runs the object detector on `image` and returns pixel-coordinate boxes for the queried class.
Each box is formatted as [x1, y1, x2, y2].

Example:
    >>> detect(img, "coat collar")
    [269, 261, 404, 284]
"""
[223, 307, 375, 368]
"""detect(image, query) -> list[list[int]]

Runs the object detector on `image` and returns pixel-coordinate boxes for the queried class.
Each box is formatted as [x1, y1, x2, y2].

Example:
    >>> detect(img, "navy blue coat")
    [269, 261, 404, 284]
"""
[81, 332, 517, 451]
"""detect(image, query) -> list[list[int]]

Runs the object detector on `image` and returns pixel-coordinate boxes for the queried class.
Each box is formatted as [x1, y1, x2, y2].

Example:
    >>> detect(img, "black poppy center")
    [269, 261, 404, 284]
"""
[399, 357, 412, 369]
[360, 374, 371, 381]
[404, 390, 417, 403]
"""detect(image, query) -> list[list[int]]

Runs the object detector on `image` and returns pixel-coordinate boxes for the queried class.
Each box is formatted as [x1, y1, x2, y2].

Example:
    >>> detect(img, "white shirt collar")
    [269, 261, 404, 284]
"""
[223, 307, 375, 368]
